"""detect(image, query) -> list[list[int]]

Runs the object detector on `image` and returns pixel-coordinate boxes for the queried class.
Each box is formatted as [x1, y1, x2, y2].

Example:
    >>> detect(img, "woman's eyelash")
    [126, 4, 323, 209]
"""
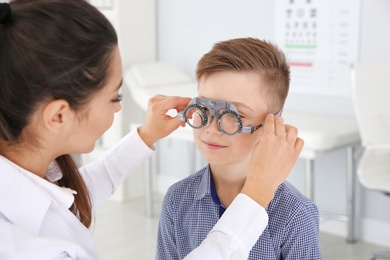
[112, 94, 123, 103]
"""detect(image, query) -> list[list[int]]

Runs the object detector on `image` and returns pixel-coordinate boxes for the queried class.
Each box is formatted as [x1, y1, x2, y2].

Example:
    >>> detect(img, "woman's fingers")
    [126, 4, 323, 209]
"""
[262, 113, 275, 137]
[274, 115, 285, 137]
[149, 95, 191, 116]
[139, 95, 191, 146]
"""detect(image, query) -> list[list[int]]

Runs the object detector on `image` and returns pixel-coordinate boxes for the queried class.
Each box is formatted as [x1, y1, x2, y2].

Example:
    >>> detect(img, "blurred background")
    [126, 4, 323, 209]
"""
[86, 0, 390, 259]
[3, 0, 388, 259]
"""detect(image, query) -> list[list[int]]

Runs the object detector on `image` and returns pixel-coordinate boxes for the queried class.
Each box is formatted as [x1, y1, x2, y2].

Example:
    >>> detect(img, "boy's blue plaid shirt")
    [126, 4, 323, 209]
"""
[156, 165, 322, 260]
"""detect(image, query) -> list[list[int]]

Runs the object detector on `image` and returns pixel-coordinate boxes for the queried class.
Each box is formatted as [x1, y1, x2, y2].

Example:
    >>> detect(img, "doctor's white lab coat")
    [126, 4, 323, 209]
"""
[0, 129, 267, 260]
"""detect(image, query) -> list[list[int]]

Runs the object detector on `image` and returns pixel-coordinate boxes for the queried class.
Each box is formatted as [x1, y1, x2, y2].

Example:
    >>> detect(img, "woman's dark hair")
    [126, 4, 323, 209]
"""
[0, 0, 118, 227]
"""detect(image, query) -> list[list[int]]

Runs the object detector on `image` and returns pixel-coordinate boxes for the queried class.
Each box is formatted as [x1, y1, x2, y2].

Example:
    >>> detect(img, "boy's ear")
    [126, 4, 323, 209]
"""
[42, 99, 72, 134]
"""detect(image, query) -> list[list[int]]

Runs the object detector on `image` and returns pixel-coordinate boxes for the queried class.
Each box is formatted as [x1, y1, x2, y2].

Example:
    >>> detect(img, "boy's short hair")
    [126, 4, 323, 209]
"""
[196, 37, 290, 112]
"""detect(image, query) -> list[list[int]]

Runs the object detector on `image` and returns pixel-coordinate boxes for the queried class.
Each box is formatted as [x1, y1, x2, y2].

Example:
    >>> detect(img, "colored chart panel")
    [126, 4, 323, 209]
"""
[275, 0, 361, 97]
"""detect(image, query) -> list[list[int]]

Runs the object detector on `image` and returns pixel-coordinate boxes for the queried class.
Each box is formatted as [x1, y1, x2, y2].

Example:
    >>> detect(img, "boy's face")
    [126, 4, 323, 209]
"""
[194, 71, 268, 167]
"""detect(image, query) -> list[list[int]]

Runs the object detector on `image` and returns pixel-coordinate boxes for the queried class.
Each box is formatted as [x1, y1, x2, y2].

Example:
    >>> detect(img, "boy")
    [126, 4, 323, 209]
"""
[156, 38, 321, 259]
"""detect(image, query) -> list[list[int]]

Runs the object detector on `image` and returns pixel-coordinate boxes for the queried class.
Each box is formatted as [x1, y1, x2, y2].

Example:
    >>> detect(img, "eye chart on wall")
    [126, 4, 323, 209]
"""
[274, 0, 361, 97]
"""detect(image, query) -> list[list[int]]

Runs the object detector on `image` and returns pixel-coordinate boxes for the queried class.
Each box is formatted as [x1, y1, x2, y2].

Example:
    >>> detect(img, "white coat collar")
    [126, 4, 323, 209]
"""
[0, 156, 76, 235]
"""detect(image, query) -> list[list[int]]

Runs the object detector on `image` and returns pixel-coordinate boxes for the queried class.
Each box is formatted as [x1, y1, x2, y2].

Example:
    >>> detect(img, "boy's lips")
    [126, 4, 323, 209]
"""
[202, 140, 227, 150]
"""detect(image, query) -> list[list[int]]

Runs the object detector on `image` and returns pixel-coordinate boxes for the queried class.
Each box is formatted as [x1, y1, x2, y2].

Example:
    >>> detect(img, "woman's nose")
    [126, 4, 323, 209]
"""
[114, 103, 122, 113]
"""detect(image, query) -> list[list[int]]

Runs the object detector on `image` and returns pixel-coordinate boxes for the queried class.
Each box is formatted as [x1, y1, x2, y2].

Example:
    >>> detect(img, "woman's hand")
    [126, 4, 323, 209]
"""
[138, 95, 191, 147]
[242, 113, 304, 208]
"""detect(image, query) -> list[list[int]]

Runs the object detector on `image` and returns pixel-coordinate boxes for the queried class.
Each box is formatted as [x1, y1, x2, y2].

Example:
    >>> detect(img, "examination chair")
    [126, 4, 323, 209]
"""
[352, 62, 390, 260]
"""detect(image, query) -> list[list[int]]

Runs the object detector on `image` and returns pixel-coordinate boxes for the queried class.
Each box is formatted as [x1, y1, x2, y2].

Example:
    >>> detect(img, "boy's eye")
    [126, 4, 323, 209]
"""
[112, 93, 123, 103]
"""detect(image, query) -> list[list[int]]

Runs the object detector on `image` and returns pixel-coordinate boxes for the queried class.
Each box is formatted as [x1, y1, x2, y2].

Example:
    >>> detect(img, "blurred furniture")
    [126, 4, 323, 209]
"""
[125, 62, 197, 111]
[352, 62, 390, 259]
[282, 112, 360, 243]
[125, 61, 360, 242]
[125, 62, 197, 217]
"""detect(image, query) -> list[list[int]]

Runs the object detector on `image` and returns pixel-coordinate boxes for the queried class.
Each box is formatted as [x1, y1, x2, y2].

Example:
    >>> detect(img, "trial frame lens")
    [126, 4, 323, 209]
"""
[177, 97, 283, 135]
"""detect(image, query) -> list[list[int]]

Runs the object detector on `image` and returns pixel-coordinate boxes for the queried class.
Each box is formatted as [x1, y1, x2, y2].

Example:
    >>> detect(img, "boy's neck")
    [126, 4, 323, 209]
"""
[210, 164, 247, 208]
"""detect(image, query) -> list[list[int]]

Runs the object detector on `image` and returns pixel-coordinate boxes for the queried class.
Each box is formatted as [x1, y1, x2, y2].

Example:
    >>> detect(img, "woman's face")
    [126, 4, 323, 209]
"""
[69, 46, 123, 153]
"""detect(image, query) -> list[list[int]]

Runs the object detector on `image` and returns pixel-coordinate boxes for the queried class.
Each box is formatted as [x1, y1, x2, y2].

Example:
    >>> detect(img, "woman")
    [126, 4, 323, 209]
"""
[0, 1, 303, 259]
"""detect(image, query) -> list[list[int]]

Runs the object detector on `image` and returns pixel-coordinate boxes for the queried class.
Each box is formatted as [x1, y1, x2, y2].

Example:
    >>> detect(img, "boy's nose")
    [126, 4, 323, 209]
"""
[205, 115, 222, 135]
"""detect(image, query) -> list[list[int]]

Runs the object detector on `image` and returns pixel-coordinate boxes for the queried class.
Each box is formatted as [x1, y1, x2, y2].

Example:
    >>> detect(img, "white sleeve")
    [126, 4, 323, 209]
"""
[0, 218, 90, 260]
[184, 193, 268, 260]
[80, 129, 155, 207]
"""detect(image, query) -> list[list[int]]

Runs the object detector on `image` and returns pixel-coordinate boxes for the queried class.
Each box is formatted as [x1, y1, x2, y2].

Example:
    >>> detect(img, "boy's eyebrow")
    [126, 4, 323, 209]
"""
[232, 102, 253, 112]
[198, 96, 253, 112]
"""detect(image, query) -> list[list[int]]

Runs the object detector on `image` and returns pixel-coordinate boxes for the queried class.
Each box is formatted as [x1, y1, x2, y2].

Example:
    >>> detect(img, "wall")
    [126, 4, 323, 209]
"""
[155, 0, 390, 246]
